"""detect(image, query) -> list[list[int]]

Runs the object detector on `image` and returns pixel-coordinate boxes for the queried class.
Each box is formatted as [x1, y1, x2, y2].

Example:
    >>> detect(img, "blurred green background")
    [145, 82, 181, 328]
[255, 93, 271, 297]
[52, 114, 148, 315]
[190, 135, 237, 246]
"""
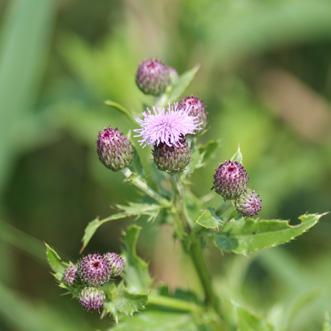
[0, 0, 330, 330]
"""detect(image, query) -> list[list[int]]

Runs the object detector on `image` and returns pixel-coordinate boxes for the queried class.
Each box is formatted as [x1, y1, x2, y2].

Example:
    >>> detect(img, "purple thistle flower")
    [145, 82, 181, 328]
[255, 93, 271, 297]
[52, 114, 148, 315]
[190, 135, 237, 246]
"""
[135, 103, 200, 147]
[63, 263, 77, 286]
[135, 59, 171, 96]
[153, 136, 191, 174]
[78, 254, 111, 286]
[79, 287, 105, 311]
[97, 127, 134, 171]
[104, 252, 125, 277]
[235, 189, 262, 217]
[178, 96, 207, 132]
[213, 160, 248, 200]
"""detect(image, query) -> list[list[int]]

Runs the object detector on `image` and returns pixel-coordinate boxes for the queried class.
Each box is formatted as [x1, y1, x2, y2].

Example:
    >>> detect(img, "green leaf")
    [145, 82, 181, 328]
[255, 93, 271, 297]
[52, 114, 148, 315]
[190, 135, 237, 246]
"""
[199, 140, 220, 164]
[213, 213, 326, 255]
[237, 306, 274, 331]
[105, 100, 136, 124]
[123, 225, 152, 294]
[45, 243, 66, 281]
[103, 283, 147, 323]
[195, 209, 221, 230]
[230, 146, 243, 163]
[81, 204, 160, 252]
[157, 65, 200, 106]
[110, 311, 199, 331]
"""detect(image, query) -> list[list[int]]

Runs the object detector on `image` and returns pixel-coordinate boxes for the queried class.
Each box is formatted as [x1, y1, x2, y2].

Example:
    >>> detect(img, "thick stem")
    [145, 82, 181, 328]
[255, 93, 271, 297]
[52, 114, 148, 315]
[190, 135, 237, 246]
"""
[148, 294, 201, 313]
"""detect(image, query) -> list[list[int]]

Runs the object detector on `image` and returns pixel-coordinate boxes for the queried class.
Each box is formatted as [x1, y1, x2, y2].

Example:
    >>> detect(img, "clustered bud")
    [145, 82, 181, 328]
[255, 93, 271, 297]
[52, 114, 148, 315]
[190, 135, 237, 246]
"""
[153, 137, 191, 174]
[63, 263, 77, 286]
[104, 252, 125, 277]
[97, 128, 134, 171]
[213, 161, 248, 200]
[61, 252, 125, 313]
[235, 189, 262, 217]
[135, 59, 173, 96]
[79, 287, 105, 311]
[179, 96, 207, 132]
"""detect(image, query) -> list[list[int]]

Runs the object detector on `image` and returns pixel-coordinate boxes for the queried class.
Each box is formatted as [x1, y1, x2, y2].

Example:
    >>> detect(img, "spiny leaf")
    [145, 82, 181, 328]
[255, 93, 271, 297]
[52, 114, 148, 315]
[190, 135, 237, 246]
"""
[105, 100, 136, 124]
[123, 225, 152, 294]
[80, 204, 160, 252]
[195, 209, 221, 230]
[45, 243, 66, 281]
[103, 283, 147, 323]
[213, 213, 326, 255]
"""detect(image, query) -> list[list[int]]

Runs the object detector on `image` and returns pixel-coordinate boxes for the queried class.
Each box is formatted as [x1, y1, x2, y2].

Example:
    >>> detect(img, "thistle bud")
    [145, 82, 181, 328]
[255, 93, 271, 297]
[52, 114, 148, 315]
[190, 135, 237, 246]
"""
[213, 160, 248, 200]
[235, 189, 262, 217]
[78, 254, 111, 286]
[135, 59, 171, 96]
[97, 128, 134, 171]
[104, 252, 125, 277]
[178, 96, 207, 132]
[63, 263, 77, 286]
[79, 287, 105, 311]
[153, 137, 191, 174]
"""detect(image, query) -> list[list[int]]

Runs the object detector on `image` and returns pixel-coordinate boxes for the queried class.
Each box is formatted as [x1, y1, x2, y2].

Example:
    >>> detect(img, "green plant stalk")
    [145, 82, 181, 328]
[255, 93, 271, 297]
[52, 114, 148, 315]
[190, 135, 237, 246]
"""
[171, 175, 221, 316]
[148, 294, 201, 313]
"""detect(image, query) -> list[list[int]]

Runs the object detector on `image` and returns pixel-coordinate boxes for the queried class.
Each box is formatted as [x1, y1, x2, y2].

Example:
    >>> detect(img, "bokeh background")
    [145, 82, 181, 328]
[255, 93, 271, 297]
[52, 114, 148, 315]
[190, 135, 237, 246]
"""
[0, 0, 330, 330]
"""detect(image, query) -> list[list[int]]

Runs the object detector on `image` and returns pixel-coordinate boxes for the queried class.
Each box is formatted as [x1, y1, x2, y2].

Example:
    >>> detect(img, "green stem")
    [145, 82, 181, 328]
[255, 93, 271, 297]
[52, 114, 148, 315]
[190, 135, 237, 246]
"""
[148, 294, 201, 313]
[122, 168, 170, 207]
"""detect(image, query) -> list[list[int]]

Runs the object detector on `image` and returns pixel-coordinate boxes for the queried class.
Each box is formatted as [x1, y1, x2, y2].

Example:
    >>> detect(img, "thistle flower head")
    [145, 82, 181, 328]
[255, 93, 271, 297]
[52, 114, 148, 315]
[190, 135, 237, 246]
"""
[178, 96, 207, 132]
[78, 253, 111, 286]
[79, 287, 105, 311]
[97, 127, 134, 171]
[213, 160, 248, 200]
[153, 136, 191, 173]
[235, 189, 262, 217]
[63, 263, 77, 286]
[136, 59, 171, 96]
[104, 252, 125, 277]
[135, 103, 200, 147]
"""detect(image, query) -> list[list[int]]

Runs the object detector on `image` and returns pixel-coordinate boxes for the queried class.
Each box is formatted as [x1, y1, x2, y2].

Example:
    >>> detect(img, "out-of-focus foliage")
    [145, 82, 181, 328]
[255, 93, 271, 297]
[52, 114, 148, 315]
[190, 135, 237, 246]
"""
[0, 0, 330, 330]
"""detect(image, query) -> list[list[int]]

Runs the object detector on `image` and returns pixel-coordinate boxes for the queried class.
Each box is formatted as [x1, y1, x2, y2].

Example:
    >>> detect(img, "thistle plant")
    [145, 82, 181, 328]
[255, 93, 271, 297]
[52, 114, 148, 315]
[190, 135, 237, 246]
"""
[46, 59, 326, 330]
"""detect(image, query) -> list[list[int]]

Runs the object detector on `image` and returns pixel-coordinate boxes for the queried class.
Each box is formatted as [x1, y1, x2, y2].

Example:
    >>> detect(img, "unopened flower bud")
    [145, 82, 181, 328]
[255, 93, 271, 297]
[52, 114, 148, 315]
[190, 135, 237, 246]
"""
[136, 59, 171, 96]
[178, 96, 207, 132]
[235, 189, 262, 217]
[213, 161, 248, 200]
[104, 252, 125, 277]
[97, 128, 134, 171]
[153, 137, 191, 174]
[79, 287, 105, 311]
[78, 254, 111, 286]
[63, 263, 77, 286]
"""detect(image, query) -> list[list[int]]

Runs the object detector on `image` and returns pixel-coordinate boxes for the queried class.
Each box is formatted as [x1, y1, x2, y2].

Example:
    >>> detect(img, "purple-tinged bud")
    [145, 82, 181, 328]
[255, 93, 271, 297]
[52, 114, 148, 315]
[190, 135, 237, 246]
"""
[153, 137, 191, 174]
[213, 161, 248, 200]
[79, 287, 105, 311]
[235, 189, 262, 217]
[178, 96, 207, 132]
[104, 252, 125, 277]
[136, 59, 171, 96]
[97, 128, 134, 171]
[78, 254, 111, 286]
[63, 263, 77, 286]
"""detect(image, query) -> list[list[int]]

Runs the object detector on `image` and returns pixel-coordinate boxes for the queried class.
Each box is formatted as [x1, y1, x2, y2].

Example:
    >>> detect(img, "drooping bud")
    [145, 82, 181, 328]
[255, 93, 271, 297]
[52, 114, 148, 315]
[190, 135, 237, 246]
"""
[104, 252, 125, 277]
[135, 59, 171, 96]
[213, 160, 248, 200]
[63, 263, 77, 286]
[178, 96, 207, 132]
[79, 287, 105, 311]
[97, 128, 134, 171]
[153, 137, 191, 174]
[235, 189, 262, 217]
[78, 254, 111, 286]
